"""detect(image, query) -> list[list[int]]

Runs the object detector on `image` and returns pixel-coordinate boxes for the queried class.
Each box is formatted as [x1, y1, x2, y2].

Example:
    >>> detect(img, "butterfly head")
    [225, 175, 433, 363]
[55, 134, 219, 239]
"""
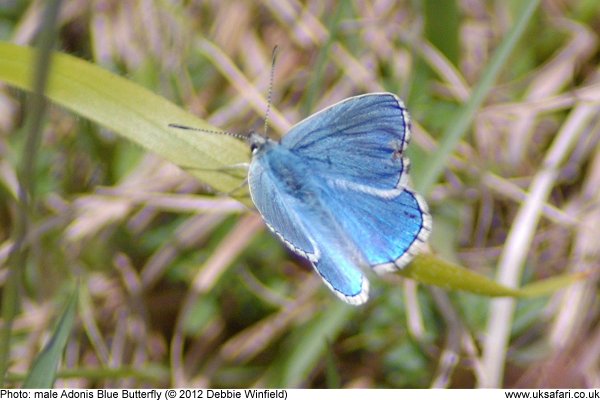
[248, 132, 276, 154]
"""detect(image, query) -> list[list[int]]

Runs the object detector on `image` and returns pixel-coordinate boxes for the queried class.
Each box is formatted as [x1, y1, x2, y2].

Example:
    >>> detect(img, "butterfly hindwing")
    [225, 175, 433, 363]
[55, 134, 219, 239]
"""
[312, 246, 369, 305]
[325, 181, 431, 272]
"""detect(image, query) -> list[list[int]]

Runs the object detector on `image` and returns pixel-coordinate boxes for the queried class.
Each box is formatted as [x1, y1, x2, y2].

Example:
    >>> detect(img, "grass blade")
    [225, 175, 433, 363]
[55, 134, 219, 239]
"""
[22, 287, 78, 388]
[416, 0, 542, 193]
[404, 254, 584, 298]
[0, 41, 249, 195]
[278, 301, 354, 387]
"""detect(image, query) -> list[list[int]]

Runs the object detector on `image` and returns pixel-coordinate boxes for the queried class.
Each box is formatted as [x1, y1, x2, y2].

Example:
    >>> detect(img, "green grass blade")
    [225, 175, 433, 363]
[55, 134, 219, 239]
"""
[0, 0, 61, 385]
[22, 287, 78, 388]
[0, 264, 19, 388]
[279, 301, 354, 387]
[517, 271, 590, 298]
[416, 0, 541, 193]
[423, 0, 460, 65]
[0, 41, 249, 195]
[404, 254, 582, 298]
[404, 254, 521, 297]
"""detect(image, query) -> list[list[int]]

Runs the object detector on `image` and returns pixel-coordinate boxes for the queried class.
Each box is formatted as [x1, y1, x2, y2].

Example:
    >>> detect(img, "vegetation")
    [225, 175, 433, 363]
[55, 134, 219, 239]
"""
[0, 0, 598, 388]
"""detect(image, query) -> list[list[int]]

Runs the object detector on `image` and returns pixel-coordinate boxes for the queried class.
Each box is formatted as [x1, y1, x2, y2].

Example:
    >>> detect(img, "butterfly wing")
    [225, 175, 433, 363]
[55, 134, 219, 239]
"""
[311, 244, 369, 305]
[325, 181, 431, 273]
[281, 93, 411, 190]
[248, 147, 369, 304]
[248, 154, 315, 259]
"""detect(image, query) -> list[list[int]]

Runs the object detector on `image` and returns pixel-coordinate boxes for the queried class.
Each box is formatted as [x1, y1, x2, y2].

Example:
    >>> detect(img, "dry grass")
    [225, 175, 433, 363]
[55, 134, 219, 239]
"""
[1, 0, 599, 388]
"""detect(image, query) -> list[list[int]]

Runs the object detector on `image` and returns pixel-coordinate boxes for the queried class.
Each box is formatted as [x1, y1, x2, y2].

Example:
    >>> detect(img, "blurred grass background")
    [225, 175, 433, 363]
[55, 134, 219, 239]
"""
[1, 0, 600, 389]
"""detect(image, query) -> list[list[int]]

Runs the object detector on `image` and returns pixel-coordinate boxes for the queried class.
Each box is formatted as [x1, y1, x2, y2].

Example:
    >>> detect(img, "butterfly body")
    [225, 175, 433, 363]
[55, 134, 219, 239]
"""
[248, 93, 431, 305]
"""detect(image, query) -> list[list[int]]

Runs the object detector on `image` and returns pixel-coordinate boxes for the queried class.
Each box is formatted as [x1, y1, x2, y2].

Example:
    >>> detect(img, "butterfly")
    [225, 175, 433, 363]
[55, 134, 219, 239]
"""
[247, 93, 431, 305]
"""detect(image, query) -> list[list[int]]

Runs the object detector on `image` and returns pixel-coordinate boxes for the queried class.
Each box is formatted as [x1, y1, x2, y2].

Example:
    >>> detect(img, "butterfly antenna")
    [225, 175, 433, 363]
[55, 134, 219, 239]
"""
[263, 45, 279, 138]
[168, 123, 247, 141]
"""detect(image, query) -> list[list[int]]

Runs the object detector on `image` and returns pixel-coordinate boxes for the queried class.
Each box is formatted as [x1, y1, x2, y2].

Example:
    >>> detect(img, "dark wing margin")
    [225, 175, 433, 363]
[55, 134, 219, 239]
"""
[324, 184, 431, 273]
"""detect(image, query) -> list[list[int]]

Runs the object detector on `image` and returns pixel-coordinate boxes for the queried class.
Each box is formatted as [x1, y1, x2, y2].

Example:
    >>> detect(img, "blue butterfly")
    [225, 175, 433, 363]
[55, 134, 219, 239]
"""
[248, 93, 431, 305]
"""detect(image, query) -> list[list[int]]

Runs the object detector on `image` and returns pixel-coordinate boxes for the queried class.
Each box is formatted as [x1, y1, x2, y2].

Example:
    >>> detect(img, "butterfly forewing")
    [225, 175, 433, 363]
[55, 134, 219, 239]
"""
[281, 93, 411, 190]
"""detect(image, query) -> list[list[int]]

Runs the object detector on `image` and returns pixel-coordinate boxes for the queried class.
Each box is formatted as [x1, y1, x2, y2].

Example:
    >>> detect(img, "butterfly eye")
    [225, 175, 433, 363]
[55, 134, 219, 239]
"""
[248, 132, 266, 154]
